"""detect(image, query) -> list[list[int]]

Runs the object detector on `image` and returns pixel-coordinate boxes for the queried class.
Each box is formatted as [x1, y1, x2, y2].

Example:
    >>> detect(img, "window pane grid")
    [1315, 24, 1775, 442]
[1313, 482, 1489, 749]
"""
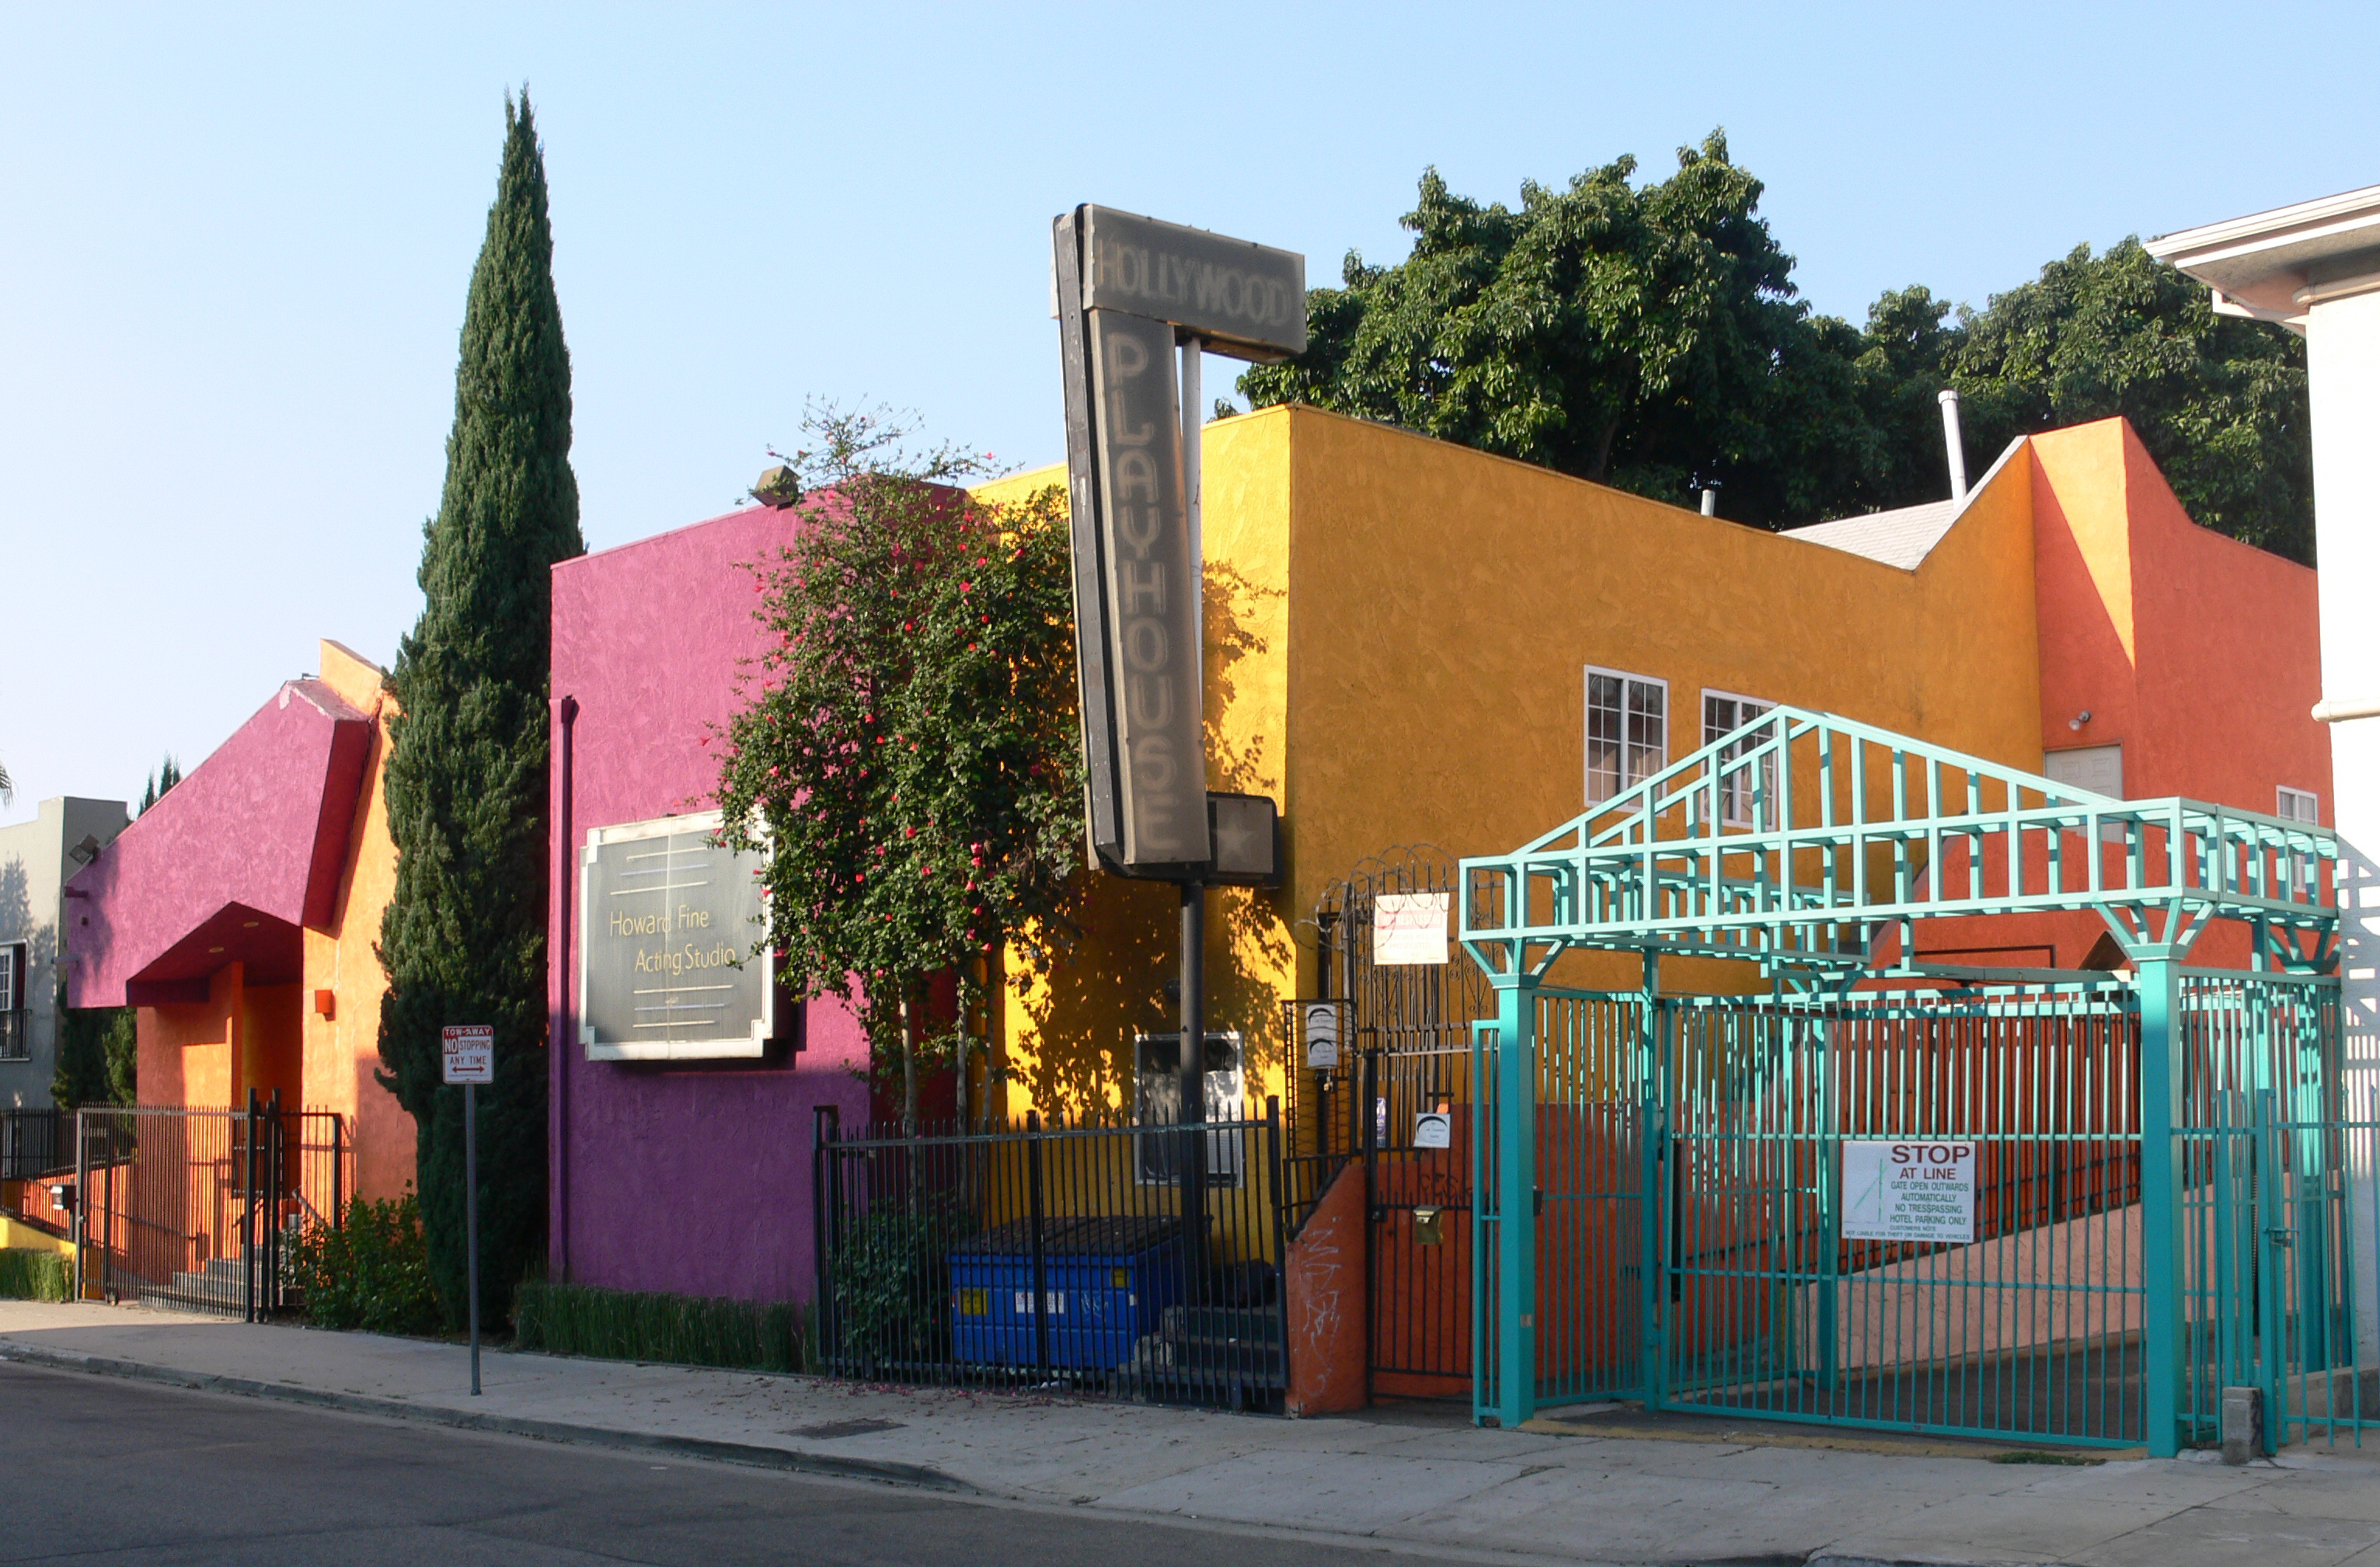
[1704, 695, 1773, 827]
[1586, 670, 1665, 806]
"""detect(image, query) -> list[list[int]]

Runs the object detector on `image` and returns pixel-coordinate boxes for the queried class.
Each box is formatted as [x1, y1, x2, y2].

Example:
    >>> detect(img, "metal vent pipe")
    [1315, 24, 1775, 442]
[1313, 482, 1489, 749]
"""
[1939, 388, 1969, 503]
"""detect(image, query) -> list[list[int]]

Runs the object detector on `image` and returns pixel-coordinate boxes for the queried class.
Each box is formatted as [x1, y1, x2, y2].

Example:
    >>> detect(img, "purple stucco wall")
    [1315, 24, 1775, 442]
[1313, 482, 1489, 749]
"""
[68, 679, 371, 1006]
[549, 501, 870, 1306]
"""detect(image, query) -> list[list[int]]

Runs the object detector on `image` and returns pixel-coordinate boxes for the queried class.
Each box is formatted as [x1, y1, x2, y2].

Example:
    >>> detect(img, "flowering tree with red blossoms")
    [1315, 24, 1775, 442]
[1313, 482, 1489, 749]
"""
[713, 407, 1084, 1126]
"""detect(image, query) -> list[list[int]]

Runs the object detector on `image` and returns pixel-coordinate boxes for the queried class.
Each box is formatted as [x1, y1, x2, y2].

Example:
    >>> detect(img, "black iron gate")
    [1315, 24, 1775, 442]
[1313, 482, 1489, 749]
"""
[75, 1093, 349, 1320]
[1298, 848, 1491, 1398]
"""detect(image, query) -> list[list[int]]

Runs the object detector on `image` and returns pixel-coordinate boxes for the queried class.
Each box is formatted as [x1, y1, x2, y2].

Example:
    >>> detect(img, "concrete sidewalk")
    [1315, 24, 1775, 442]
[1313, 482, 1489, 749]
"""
[6, 1301, 2379, 1566]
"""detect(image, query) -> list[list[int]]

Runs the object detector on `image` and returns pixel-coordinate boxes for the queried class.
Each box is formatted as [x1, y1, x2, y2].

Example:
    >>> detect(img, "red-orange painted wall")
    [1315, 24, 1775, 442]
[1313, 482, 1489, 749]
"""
[2033, 420, 2329, 819]
[1922, 418, 2326, 971]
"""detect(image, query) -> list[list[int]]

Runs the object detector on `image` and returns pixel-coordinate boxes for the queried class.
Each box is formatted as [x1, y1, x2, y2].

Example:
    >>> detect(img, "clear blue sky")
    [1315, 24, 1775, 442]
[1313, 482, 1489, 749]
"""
[4, 2, 2375, 827]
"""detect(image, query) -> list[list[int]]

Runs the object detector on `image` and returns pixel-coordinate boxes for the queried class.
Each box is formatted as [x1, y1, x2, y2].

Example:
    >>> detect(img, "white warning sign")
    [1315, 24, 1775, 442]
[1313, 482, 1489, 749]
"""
[1841, 1140, 1976, 1244]
[1372, 891, 1450, 966]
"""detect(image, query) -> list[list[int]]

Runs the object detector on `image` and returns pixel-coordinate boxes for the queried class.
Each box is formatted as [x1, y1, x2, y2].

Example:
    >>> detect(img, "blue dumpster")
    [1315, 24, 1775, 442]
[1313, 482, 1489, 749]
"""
[950, 1216, 1186, 1370]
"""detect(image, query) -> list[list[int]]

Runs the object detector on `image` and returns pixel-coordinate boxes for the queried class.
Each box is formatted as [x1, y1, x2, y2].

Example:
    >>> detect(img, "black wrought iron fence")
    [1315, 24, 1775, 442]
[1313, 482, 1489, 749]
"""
[813, 1104, 1291, 1410]
[2, 1108, 64, 1183]
[75, 1094, 351, 1320]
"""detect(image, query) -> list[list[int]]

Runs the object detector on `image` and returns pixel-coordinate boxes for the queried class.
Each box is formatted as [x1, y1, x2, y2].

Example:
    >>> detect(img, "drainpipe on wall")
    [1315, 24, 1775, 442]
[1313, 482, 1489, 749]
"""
[551, 693, 578, 1283]
[1939, 388, 1969, 504]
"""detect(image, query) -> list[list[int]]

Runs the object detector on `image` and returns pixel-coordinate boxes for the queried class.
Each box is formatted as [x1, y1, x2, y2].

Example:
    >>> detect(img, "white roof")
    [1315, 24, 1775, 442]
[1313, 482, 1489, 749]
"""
[1781, 499, 1960, 572]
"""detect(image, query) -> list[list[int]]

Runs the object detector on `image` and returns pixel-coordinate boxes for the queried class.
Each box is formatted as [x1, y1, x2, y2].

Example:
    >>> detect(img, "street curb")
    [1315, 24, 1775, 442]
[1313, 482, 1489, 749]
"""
[0, 1340, 977, 1494]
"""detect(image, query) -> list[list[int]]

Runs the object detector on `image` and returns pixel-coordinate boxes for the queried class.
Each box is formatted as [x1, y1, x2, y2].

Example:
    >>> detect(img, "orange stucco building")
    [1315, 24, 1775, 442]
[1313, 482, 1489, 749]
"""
[974, 408, 2326, 1128]
[970, 405, 2326, 1415]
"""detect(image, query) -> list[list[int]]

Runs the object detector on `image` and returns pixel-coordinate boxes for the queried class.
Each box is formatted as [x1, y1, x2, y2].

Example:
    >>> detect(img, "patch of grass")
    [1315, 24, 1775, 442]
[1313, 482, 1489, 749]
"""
[0, 1248, 71, 1302]
[513, 1280, 814, 1374]
[1991, 1448, 2101, 1465]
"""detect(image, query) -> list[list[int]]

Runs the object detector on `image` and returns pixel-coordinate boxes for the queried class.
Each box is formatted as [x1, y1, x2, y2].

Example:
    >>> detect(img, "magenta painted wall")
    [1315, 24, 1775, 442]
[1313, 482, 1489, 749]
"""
[68, 679, 371, 1007]
[549, 500, 870, 1306]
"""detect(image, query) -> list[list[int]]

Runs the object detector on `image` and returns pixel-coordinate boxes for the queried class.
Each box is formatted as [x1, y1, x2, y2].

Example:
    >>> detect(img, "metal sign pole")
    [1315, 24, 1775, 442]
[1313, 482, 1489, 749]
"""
[442, 1022, 493, 1398]
[465, 1078, 480, 1398]
[1180, 880, 1207, 1288]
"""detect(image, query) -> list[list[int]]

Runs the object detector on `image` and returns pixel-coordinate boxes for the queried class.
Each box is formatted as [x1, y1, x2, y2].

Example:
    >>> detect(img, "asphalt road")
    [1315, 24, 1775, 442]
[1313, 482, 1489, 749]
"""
[0, 1362, 1437, 1565]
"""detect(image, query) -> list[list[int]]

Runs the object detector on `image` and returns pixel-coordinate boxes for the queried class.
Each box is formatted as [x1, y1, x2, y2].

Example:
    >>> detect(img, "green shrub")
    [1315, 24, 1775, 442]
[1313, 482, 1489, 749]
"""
[287, 1193, 444, 1335]
[0, 1248, 71, 1302]
[513, 1280, 812, 1374]
[826, 1202, 973, 1372]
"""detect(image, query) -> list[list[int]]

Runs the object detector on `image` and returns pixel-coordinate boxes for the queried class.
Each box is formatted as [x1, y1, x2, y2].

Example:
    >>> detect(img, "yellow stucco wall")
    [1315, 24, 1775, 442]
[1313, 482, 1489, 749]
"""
[301, 639, 413, 1203]
[0, 1213, 77, 1259]
[977, 405, 2048, 1118]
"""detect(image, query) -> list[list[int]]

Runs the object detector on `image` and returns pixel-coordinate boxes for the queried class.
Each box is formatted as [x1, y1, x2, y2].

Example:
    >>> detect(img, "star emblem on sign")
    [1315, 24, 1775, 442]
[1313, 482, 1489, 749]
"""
[1213, 813, 1255, 862]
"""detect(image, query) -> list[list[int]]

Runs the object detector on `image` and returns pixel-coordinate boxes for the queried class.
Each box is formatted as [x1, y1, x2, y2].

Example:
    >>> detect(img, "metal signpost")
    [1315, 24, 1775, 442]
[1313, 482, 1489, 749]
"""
[441, 1023, 493, 1396]
[1051, 205, 1301, 1266]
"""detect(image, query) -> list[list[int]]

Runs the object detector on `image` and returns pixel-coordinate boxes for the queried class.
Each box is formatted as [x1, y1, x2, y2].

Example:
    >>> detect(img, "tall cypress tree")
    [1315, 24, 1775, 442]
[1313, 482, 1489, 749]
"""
[378, 92, 582, 1326]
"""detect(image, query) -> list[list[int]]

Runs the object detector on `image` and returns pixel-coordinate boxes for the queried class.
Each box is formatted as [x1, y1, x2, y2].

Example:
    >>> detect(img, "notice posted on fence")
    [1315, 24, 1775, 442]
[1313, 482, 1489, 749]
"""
[1372, 891, 1450, 966]
[1841, 1140, 1976, 1244]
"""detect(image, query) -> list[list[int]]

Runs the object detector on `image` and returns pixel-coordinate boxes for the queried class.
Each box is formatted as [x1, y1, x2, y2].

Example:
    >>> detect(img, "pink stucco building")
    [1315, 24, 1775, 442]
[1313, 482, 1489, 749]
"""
[546, 500, 870, 1304]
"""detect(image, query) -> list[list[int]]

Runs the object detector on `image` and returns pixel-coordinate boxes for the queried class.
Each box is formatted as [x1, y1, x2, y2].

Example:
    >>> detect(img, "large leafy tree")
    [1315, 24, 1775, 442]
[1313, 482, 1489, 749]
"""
[1939, 241, 2312, 562]
[1245, 142, 2313, 559]
[1241, 132, 1873, 530]
[713, 409, 1083, 1127]
[378, 92, 583, 1326]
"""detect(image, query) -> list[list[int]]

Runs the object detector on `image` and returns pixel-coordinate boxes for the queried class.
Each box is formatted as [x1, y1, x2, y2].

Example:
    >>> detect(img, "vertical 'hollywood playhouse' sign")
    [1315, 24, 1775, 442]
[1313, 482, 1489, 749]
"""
[1053, 207, 1305, 876]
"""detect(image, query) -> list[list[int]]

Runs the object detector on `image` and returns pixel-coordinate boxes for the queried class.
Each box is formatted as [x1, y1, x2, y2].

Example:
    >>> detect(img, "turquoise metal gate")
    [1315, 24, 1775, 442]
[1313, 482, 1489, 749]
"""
[2179, 972, 2374, 1449]
[1459, 707, 2361, 1454]
[1479, 977, 2371, 1450]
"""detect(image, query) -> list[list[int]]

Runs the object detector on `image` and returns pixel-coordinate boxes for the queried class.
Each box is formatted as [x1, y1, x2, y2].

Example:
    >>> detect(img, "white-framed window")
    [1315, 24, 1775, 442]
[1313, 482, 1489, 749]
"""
[1702, 691, 1775, 827]
[2277, 786, 2323, 897]
[1585, 667, 1667, 806]
[1134, 1031, 1246, 1188]
[0, 943, 25, 1063]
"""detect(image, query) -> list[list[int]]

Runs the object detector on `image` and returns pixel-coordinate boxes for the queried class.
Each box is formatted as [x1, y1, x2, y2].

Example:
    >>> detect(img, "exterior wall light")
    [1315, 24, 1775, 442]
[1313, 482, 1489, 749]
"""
[2068, 711, 2093, 732]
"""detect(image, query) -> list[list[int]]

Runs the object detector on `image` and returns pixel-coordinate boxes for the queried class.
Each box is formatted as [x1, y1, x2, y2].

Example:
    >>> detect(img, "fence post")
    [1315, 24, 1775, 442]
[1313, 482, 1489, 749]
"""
[74, 1108, 88, 1303]
[2138, 956, 2183, 1456]
[268, 1090, 285, 1315]
[2258, 1087, 2288, 1449]
[1640, 988, 1667, 1411]
[333, 1114, 345, 1227]
[812, 1104, 840, 1367]
[1267, 1095, 1288, 1402]
[1027, 1109, 1050, 1377]
[1490, 970, 1540, 1429]
[1361, 1043, 1378, 1409]
[243, 1088, 259, 1324]
[103, 1121, 115, 1305]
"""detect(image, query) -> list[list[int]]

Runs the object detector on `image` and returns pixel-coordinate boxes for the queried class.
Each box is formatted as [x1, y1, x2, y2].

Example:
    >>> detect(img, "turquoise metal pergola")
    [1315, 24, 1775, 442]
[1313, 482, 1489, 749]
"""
[1458, 706, 2342, 1451]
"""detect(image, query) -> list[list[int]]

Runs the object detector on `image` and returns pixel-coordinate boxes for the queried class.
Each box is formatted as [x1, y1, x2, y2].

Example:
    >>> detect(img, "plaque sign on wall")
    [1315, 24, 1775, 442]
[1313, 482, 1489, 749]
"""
[1053, 205, 1305, 879]
[579, 812, 775, 1060]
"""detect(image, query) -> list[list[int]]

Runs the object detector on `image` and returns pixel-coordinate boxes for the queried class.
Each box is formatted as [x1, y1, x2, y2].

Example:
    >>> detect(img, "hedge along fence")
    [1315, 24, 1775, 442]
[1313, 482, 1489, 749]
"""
[1, 1248, 71, 1302]
[513, 1281, 814, 1374]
